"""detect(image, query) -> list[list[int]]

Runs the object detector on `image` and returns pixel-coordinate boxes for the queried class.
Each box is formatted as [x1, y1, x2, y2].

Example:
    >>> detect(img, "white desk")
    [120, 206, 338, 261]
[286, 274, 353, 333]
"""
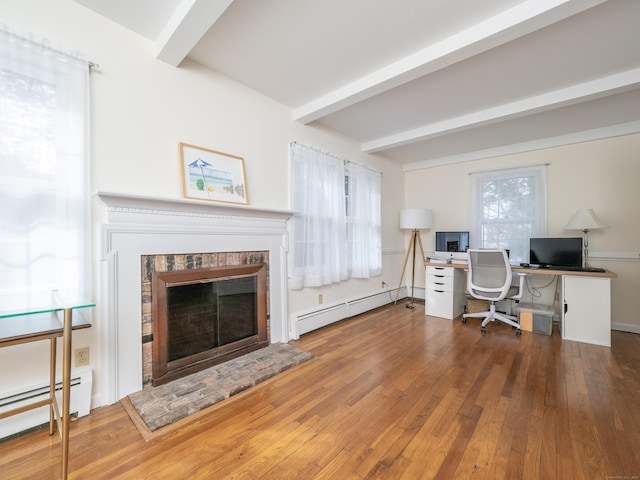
[424, 262, 617, 347]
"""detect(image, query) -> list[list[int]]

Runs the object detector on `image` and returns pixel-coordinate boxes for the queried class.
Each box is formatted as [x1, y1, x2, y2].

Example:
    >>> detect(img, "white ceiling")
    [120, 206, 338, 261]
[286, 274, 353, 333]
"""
[74, 0, 640, 169]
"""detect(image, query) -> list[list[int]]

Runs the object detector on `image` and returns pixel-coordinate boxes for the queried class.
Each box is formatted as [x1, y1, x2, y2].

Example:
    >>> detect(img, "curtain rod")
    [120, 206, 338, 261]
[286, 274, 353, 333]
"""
[290, 141, 382, 175]
[1, 23, 96, 70]
[469, 162, 549, 176]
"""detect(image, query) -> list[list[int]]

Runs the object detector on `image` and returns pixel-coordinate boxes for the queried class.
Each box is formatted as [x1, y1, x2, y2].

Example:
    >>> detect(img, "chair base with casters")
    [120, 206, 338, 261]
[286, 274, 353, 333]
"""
[462, 301, 522, 334]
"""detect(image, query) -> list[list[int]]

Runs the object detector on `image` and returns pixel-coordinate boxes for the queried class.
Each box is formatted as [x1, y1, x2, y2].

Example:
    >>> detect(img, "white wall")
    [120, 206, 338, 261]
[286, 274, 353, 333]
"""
[0, 0, 407, 407]
[404, 133, 640, 332]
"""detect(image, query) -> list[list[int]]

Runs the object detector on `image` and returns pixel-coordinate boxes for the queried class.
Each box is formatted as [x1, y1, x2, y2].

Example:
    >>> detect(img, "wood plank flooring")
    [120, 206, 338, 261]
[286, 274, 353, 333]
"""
[1, 303, 639, 479]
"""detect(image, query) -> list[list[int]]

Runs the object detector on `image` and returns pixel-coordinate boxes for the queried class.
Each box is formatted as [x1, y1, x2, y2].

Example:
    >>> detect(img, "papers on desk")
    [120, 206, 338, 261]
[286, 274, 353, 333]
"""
[428, 256, 451, 264]
[451, 258, 468, 265]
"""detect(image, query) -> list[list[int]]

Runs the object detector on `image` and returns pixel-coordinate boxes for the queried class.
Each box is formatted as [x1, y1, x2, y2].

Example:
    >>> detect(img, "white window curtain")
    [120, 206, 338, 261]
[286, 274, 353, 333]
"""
[470, 165, 547, 263]
[345, 161, 382, 278]
[290, 143, 348, 289]
[289, 142, 382, 289]
[0, 27, 91, 297]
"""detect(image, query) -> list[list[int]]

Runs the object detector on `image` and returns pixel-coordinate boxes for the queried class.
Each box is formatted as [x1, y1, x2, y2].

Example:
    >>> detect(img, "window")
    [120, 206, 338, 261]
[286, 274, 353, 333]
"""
[345, 161, 382, 278]
[470, 165, 547, 262]
[0, 28, 91, 296]
[289, 142, 381, 289]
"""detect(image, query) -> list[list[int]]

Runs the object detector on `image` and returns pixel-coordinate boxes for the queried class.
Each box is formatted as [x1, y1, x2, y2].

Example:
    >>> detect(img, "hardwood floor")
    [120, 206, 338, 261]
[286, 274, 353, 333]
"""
[2, 303, 639, 479]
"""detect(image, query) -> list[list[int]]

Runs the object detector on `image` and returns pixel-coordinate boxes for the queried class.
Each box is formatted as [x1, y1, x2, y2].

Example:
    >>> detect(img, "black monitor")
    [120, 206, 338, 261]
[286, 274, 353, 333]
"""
[529, 237, 583, 268]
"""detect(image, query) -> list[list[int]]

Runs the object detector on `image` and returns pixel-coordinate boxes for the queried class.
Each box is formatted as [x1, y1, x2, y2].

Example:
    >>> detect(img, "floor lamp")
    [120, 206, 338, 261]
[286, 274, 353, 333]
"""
[395, 208, 432, 308]
[565, 208, 607, 268]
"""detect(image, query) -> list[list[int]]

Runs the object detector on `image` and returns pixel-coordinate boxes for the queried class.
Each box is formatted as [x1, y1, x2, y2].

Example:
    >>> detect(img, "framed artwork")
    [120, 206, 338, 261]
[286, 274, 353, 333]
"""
[179, 142, 248, 205]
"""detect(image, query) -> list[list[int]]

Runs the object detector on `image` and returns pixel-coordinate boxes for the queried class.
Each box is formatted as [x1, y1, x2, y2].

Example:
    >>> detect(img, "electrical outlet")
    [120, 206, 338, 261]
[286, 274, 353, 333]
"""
[74, 347, 90, 367]
[318, 294, 323, 304]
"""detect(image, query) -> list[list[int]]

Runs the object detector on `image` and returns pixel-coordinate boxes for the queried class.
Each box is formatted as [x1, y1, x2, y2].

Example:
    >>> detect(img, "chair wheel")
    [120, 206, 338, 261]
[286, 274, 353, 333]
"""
[516, 328, 522, 335]
[481, 326, 486, 333]
[461, 318, 467, 323]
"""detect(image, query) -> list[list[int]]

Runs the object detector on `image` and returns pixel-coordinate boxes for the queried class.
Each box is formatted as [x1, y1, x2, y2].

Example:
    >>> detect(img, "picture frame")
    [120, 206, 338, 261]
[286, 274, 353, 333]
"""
[179, 142, 248, 205]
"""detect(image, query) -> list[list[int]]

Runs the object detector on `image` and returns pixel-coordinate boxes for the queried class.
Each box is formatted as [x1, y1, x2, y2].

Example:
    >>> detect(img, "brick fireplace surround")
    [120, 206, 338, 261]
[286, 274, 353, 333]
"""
[97, 192, 294, 406]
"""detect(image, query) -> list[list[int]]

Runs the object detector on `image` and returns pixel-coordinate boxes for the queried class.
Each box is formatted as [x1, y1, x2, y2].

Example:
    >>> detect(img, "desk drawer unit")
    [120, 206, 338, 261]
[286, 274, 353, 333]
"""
[425, 266, 465, 319]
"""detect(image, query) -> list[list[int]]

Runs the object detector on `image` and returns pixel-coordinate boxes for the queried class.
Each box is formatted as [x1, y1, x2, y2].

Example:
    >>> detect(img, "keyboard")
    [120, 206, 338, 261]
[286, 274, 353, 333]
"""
[550, 265, 606, 273]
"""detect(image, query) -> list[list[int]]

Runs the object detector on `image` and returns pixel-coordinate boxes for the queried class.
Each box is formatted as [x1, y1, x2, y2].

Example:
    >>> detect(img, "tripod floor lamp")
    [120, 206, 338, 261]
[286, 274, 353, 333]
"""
[395, 208, 432, 308]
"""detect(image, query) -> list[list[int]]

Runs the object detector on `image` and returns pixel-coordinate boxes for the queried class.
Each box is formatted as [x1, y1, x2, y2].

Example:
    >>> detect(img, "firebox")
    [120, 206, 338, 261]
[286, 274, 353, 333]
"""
[151, 263, 268, 386]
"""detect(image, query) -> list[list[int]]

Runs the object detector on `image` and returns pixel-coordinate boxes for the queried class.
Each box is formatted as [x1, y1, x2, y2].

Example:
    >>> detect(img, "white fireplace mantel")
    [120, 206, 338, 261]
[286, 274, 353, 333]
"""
[96, 191, 295, 224]
[96, 191, 295, 405]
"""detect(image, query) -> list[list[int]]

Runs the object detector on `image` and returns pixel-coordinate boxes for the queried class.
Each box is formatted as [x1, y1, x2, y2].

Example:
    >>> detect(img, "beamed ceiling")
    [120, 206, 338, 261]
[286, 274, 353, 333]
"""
[74, 0, 640, 170]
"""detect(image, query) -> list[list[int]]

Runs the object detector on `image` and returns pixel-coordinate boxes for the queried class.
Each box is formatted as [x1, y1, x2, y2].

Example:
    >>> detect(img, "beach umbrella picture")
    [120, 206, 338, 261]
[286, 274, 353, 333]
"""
[180, 142, 248, 205]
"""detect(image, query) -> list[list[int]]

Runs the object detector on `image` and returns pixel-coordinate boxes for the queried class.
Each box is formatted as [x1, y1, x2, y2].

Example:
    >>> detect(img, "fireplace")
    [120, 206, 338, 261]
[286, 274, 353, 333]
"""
[140, 250, 271, 387]
[97, 191, 293, 403]
[151, 263, 268, 386]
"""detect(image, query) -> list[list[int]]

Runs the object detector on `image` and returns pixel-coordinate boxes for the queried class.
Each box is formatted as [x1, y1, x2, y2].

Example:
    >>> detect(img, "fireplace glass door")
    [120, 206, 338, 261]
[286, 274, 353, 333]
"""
[166, 276, 257, 362]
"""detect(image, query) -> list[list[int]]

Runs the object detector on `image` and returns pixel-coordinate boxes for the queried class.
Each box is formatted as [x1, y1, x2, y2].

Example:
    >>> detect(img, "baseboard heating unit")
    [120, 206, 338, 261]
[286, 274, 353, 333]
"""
[294, 288, 405, 335]
[0, 369, 92, 441]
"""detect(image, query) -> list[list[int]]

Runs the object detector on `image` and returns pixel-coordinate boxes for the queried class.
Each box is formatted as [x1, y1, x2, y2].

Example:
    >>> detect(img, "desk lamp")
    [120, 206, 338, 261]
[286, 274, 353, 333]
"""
[395, 209, 432, 309]
[565, 208, 607, 268]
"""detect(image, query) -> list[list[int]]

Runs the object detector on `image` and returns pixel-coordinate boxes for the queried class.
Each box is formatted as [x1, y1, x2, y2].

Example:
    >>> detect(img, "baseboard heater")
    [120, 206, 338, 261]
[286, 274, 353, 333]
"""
[0, 369, 92, 441]
[295, 287, 406, 335]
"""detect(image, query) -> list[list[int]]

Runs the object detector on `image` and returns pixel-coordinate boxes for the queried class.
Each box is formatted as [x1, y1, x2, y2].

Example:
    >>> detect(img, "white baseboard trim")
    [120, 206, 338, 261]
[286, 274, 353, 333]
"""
[611, 322, 640, 335]
[294, 286, 415, 335]
[0, 369, 92, 441]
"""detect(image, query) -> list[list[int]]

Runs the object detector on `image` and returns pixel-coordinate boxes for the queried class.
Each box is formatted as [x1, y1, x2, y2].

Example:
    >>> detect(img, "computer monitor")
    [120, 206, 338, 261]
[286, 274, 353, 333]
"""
[435, 231, 469, 260]
[529, 237, 583, 268]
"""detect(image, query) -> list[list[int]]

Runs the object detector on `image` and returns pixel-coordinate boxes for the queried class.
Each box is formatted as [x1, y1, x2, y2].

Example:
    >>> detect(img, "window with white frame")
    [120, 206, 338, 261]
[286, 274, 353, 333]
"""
[0, 27, 91, 297]
[289, 142, 381, 289]
[470, 165, 547, 262]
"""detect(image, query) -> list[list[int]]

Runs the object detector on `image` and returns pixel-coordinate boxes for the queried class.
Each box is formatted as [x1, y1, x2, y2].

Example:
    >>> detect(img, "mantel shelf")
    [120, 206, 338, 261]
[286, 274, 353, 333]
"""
[95, 191, 295, 222]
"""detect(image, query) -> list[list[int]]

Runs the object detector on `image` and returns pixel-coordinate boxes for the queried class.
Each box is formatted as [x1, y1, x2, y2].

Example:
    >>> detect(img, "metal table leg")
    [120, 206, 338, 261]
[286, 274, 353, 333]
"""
[61, 307, 72, 480]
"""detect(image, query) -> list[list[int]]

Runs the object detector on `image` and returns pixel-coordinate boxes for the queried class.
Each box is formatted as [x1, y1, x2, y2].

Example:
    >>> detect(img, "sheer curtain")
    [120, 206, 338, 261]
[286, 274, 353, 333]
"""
[346, 161, 381, 278]
[0, 27, 91, 297]
[290, 142, 347, 289]
[470, 165, 547, 262]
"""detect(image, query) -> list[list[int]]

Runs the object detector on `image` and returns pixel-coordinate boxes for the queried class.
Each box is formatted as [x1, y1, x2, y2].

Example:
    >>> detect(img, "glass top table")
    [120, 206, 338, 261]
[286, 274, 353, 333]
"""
[0, 290, 94, 345]
[0, 290, 94, 480]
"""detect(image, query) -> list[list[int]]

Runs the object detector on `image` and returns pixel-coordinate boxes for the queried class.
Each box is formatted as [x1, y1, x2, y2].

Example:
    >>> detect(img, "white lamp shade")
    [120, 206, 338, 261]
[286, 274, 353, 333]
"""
[565, 209, 607, 230]
[400, 209, 433, 230]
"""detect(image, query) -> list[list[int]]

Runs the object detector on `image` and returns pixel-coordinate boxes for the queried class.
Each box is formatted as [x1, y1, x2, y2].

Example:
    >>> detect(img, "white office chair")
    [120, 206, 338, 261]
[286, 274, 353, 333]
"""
[462, 249, 525, 334]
